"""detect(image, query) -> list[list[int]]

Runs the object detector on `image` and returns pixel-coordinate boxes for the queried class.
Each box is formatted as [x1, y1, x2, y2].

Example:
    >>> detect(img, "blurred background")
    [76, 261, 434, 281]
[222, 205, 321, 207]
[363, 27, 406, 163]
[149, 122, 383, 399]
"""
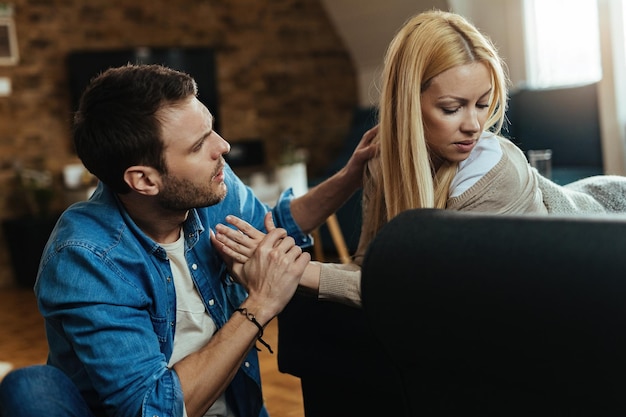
[0, 0, 623, 287]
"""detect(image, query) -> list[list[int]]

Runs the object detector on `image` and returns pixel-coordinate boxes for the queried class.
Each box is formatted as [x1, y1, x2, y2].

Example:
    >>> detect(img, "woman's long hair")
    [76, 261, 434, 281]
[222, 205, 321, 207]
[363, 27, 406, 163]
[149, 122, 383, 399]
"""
[370, 9, 510, 235]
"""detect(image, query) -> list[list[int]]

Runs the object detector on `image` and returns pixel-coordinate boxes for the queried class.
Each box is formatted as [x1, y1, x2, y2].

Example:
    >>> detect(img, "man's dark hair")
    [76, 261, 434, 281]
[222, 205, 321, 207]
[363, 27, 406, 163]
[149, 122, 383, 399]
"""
[73, 64, 198, 194]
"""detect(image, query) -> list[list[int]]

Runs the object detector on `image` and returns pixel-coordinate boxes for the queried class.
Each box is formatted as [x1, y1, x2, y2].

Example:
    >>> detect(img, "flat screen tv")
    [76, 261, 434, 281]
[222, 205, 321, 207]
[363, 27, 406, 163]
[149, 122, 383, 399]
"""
[67, 46, 220, 131]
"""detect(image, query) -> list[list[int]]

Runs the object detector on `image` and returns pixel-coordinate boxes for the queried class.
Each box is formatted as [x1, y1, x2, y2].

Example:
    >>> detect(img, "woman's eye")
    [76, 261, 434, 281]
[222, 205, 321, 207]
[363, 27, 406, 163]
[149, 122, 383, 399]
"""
[442, 107, 459, 114]
[477, 103, 490, 109]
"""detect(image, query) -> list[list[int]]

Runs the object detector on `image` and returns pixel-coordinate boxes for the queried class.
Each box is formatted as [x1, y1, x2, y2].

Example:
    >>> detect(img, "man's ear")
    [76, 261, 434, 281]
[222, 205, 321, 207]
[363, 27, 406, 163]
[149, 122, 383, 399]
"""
[124, 166, 160, 195]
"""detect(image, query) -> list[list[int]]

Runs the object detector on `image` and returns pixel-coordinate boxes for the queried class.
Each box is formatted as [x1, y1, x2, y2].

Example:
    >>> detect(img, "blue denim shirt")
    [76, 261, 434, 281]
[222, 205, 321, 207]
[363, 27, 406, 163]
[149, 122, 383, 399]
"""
[35, 165, 312, 417]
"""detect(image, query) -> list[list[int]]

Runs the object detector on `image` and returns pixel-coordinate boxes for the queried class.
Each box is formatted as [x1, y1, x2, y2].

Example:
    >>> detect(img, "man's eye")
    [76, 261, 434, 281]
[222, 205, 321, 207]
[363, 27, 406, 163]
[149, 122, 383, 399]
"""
[193, 139, 206, 152]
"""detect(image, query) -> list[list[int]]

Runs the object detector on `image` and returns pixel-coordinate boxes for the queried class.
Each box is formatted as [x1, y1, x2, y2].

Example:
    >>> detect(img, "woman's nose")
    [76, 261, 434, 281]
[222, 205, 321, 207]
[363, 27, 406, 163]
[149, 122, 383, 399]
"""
[461, 109, 480, 133]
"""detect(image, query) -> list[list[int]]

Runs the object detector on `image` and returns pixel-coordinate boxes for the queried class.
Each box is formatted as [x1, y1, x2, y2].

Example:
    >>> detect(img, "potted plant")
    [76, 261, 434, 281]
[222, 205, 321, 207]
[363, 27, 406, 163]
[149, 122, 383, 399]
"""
[275, 140, 309, 198]
[2, 162, 60, 288]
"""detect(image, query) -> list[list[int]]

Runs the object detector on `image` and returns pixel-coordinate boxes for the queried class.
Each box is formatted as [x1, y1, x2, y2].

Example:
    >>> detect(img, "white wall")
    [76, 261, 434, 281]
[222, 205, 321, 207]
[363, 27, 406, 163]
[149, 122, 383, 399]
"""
[320, 0, 448, 107]
[320, 0, 531, 106]
[448, 0, 527, 90]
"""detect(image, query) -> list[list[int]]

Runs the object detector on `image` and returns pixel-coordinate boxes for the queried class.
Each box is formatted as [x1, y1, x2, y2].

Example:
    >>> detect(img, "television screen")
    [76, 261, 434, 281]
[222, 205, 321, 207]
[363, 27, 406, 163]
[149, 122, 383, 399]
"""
[67, 46, 220, 131]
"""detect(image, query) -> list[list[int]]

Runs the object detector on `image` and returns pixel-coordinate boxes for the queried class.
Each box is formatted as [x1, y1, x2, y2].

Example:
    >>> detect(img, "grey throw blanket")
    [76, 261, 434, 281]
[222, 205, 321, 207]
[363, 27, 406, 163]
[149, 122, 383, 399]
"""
[537, 173, 626, 214]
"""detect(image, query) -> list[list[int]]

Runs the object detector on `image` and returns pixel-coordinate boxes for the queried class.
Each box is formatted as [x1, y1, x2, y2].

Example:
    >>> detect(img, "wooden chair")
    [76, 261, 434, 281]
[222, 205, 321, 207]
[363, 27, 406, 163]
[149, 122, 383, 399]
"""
[311, 213, 350, 264]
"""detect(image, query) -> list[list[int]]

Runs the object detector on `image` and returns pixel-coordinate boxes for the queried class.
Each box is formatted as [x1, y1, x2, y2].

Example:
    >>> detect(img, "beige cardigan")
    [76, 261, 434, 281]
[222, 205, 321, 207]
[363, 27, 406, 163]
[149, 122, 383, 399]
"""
[316, 135, 626, 307]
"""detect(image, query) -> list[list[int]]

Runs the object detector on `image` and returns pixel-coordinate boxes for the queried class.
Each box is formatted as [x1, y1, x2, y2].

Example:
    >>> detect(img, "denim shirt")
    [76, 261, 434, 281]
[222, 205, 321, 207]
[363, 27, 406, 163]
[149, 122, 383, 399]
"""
[35, 165, 312, 417]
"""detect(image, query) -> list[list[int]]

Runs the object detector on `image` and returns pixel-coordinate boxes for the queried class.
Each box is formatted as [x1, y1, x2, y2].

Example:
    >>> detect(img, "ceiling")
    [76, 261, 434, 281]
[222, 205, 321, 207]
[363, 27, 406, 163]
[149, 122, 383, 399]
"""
[319, 0, 449, 105]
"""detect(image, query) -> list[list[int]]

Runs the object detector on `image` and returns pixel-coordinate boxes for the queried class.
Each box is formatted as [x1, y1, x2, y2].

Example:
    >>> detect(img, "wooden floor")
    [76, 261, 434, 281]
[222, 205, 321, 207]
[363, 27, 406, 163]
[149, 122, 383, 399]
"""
[0, 286, 305, 417]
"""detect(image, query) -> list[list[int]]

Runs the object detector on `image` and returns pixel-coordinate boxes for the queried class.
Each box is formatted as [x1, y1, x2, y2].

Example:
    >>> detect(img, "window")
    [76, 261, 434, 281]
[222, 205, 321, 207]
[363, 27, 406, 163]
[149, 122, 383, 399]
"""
[523, 0, 601, 88]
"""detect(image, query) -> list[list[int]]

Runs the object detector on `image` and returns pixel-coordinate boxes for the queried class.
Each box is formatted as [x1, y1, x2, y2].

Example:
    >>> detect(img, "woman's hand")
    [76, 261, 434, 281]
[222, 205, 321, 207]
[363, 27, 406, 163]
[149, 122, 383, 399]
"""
[211, 212, 275, 280]
[211, 212, 309, 310]
[211, 212, 322, 295]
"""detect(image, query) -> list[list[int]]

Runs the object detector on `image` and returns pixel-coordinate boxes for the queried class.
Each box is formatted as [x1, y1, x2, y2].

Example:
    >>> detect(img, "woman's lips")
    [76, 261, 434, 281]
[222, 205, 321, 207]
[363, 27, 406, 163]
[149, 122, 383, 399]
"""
[453, 140, 476, 153]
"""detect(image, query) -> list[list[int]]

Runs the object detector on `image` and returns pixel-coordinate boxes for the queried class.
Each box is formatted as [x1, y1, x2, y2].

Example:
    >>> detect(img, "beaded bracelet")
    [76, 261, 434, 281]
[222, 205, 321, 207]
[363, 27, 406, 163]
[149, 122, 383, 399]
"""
[235, 307, 274, 354]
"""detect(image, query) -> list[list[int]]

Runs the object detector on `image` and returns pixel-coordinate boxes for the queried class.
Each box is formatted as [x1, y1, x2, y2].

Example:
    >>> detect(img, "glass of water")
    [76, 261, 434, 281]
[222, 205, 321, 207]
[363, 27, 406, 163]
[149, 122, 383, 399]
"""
[527, 149, 553, 179]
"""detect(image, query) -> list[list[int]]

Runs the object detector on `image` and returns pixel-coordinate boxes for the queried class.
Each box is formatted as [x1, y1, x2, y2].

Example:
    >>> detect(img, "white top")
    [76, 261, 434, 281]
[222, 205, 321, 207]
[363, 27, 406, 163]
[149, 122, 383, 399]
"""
[449, 132, 502, 197]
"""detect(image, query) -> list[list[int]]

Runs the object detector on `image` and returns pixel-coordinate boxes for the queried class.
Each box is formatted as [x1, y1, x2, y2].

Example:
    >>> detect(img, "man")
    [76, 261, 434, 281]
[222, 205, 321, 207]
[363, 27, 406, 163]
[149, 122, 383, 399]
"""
[0, 64, 376, 417]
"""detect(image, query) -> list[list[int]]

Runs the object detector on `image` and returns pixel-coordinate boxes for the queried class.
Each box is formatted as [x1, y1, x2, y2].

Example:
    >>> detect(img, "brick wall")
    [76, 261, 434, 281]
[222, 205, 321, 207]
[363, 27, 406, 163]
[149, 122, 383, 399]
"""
[0, 0, 357, 287]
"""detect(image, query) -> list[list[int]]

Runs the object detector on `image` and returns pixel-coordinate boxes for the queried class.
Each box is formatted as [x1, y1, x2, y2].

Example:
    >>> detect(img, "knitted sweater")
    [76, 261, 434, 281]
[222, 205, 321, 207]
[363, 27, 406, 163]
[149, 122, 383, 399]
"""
[539, 173, 626, 213]
[316, 136, 626, 307]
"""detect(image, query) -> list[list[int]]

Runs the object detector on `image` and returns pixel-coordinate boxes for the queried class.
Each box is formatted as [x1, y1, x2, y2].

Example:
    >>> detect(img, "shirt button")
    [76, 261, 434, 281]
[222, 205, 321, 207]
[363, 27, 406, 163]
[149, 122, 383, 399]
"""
[167, 277, 171, 282]
[191, 264, 198, 270]
[208, 299, 215, 306]
[170, 321, 174, 327]
[244, 361, 250, 368]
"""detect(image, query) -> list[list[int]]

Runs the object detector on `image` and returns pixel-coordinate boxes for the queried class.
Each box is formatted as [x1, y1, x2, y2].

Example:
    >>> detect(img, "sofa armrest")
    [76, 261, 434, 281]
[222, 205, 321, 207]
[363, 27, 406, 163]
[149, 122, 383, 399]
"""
[361, 208, 626, 415]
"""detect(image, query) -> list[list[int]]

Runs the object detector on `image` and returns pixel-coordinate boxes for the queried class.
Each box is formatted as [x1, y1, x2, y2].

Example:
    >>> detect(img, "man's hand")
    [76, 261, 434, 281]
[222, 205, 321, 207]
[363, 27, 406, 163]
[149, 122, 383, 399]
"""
[178, 214, 309, 417]
[343, 124, 379, 188]
[212, 212, 311, 311]
[240, 226, 309, 315]
[212, 212, 322, 295]
[286, 124, 379, 233]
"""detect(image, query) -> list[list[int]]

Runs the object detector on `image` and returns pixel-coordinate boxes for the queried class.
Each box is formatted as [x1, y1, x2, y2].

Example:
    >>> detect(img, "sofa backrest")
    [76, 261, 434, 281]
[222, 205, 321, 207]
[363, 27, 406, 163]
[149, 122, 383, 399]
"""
[505, 82, 603, 169]
[361, 209, 626, 415]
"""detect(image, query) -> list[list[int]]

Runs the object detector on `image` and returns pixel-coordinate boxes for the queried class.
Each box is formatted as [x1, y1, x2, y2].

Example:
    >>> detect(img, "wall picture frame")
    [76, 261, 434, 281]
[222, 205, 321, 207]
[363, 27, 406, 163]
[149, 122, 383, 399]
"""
[0, 17, 18, 65]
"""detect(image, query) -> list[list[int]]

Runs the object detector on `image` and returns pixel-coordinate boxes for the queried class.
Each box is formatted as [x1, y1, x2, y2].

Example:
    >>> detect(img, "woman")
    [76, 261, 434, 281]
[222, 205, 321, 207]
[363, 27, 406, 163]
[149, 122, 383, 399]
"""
[213, 9, 626, 307]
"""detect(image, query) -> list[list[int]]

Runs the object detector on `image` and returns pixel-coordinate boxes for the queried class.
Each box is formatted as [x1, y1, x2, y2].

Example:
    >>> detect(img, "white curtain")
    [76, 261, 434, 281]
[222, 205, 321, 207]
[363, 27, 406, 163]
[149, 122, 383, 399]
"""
[597, 0, 626, 175]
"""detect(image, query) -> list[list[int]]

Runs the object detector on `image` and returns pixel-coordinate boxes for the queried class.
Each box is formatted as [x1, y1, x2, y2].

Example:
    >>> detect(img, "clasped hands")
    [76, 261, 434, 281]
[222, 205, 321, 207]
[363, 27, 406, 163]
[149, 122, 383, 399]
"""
[210, 212, 309, 310]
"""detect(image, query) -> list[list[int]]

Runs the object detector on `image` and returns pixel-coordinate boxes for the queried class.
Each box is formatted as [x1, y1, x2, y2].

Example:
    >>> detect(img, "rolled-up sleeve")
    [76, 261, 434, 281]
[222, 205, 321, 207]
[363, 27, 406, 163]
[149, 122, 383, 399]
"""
[271, 188, 313, 248]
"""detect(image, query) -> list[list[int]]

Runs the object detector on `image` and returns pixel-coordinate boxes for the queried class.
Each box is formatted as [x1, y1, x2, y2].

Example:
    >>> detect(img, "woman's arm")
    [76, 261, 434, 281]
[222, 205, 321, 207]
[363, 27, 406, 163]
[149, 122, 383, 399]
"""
[212, 213, 364, 307]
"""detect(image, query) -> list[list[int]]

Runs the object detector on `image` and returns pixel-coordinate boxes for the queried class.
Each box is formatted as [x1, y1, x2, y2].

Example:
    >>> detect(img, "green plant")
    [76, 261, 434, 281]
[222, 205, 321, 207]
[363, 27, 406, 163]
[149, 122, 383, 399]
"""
[14, 165, 55, 219]
[278, 139, 308, 166]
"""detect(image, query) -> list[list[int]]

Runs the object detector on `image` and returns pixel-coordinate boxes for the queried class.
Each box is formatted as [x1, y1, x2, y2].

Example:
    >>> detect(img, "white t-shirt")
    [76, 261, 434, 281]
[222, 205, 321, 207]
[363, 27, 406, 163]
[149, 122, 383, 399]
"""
[162, 231, 235, 417]
[449, 132, 503, 197]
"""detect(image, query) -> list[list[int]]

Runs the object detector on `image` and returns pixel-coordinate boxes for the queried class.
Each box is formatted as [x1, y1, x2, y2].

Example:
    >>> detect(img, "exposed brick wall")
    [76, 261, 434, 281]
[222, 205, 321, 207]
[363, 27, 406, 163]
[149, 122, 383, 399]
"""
[0, 0, 358, 287]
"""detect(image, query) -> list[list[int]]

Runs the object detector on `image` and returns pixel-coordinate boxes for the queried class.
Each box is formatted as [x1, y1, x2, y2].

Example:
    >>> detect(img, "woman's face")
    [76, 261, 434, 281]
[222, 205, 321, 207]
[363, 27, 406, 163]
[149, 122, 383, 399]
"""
[420, 62, 492, 169]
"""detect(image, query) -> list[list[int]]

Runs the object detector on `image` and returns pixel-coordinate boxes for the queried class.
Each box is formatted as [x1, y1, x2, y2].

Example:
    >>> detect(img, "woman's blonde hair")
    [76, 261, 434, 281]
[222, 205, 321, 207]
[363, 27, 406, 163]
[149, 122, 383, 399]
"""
[371, 9, 509, 234]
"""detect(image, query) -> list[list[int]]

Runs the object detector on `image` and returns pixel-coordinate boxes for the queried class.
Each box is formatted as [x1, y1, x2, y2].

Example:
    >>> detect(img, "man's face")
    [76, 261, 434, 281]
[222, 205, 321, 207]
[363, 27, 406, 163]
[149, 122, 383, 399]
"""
[156, 96, 231, 211]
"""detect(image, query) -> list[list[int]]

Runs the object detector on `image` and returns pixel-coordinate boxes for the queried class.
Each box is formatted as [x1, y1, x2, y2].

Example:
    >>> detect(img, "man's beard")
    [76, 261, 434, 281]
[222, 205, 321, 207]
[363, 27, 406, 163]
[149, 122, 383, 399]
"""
[157, 173, 226, 211]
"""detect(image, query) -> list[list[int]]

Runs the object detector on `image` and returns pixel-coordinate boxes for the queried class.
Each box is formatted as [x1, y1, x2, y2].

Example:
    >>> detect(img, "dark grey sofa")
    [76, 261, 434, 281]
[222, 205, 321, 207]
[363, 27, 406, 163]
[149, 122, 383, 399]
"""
[279, 209, 626, 416]
[506, 82, 604, 184]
